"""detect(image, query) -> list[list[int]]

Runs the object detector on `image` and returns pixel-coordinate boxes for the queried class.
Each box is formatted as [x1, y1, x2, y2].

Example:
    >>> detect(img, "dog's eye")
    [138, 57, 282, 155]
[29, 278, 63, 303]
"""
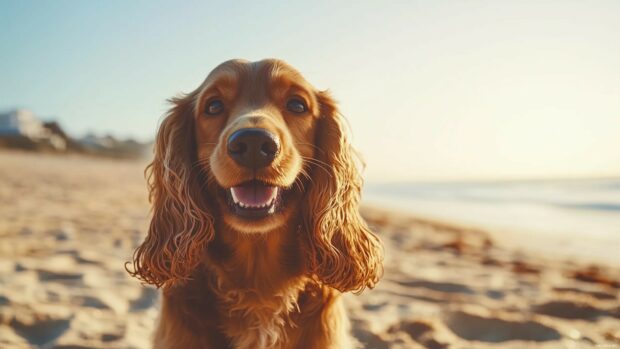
[286, 98, 307, 114]
[205, 99, 224, 115]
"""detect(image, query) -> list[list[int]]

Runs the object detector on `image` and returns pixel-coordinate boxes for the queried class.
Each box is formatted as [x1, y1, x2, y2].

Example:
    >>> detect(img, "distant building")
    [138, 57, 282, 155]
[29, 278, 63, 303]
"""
[0, 109, 48, 138]
[79, 133, 117, 149]
[0, 108, 150, 157]
[0, 109, 66, 150]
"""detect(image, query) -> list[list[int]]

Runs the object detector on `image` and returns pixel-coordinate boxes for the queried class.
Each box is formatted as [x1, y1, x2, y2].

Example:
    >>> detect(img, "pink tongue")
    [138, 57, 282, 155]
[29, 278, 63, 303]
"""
[231, 184, 277, 206]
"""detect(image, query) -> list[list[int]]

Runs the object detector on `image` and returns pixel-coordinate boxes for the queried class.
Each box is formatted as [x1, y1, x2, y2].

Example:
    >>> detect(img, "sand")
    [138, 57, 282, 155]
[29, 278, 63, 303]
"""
[0, 150, 618, 349]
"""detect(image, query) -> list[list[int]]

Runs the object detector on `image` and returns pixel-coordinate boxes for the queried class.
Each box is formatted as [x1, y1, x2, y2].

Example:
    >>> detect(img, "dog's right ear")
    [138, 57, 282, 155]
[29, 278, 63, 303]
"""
[127, 91, 214, 289]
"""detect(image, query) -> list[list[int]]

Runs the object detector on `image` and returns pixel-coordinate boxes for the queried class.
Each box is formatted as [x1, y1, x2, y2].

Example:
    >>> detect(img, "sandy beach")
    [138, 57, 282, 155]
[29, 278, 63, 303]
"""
[0, 150, 619, 349]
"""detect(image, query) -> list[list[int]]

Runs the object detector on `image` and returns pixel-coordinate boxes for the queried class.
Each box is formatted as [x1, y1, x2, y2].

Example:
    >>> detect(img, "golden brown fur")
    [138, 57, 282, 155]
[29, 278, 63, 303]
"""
[128, 59, 383, 349]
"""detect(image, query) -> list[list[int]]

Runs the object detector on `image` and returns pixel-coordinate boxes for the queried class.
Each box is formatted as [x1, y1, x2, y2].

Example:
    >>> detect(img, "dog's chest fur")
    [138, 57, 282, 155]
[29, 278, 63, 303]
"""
[214, 276, 308, 349]
[206, 225, 310, 349]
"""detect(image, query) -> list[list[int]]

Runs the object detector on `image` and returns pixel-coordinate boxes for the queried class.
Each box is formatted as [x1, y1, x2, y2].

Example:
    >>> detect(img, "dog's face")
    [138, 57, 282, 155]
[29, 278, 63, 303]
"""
[130, 58, 382, 292]
[194, 59, 319, 233]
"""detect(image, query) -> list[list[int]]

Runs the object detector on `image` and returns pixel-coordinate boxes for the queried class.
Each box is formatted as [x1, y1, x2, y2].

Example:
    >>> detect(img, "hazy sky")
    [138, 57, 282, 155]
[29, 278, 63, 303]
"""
[1, 0, 619, 181]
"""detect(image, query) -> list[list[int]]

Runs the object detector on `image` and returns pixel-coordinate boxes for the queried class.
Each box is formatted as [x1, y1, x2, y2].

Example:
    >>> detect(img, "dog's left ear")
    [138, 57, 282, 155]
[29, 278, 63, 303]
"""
[302, 91, 383, 293]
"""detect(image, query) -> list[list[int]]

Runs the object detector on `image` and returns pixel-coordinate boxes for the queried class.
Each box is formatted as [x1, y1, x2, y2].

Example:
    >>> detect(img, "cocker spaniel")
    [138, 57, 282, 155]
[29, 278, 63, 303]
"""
[128, 59, 383, 349]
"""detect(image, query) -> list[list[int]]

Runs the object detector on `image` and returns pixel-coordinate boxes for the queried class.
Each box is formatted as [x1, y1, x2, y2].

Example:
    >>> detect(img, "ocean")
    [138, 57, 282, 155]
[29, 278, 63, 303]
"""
[363, 178, 620, 266]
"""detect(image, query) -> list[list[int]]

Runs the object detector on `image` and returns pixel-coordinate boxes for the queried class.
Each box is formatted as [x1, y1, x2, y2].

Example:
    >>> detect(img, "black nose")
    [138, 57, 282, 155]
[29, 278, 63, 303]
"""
[227, 128, 280, 168]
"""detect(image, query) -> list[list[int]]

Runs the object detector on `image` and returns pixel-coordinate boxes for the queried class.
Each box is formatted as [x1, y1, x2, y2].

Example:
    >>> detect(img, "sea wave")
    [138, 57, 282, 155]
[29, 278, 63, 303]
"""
[364, 178, 620, 213]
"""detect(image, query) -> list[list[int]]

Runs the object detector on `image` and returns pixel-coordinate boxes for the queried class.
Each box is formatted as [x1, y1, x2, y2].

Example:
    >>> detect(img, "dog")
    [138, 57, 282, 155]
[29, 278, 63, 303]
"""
[128, 59, 383, 349]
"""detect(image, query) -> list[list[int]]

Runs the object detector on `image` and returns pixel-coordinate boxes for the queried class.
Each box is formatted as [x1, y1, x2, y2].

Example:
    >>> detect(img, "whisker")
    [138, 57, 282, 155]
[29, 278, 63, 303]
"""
[295, 168, 311, 192]
[300, 156, 333, 177]
[300, 155, 331, 169]
[293, 178, 303, 192]
[294, 142, 325, 155]
[191, 160, 210, 173]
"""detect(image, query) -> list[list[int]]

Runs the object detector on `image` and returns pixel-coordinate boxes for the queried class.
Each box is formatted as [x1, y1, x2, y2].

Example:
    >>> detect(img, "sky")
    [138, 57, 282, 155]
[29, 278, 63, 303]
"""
[1, 0, 619, 182]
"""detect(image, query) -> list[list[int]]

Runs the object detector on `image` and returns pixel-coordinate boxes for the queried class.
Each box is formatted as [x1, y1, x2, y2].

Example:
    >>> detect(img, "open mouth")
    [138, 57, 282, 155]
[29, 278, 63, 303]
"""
[224, 180, 283, 219]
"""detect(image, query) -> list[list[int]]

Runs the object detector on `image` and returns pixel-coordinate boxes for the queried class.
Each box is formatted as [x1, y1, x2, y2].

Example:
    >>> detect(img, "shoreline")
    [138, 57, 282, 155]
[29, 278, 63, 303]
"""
[361, 198, 620, 268]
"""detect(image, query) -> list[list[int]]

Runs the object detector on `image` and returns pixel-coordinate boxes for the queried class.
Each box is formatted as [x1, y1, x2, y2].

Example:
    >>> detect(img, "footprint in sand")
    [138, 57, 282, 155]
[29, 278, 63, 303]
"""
[395, 279, 475, 295]
[388, 320, 448, 349]
[9, 308, 72, 346]
[444, 310, 561, 342]
[552, 286, 617, 301]
[351, 320, 391, 349]
[534, 300, 618, 320]
[74, 293, 129, 314]
[37, 269, 84, 283]
[362, 301, 389, 311]
[129, 286, 159, 312]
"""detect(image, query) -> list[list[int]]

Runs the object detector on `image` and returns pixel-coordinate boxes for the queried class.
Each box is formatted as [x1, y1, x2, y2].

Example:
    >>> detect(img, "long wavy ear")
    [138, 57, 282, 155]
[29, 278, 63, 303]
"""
[303, 91, 383, 293]
[128, 91, 214, 289]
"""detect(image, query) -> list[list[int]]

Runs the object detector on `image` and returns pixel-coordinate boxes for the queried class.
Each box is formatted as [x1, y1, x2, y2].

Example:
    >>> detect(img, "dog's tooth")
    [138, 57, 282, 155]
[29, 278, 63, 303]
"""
[230, 189, 239, 204]
[270, 188, 278, 201]
[233, 194, 277, 210]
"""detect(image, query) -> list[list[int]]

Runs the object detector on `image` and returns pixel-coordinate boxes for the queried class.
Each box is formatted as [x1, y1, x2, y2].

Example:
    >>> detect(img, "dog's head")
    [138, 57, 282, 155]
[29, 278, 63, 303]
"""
[129, 59, 382, 292]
